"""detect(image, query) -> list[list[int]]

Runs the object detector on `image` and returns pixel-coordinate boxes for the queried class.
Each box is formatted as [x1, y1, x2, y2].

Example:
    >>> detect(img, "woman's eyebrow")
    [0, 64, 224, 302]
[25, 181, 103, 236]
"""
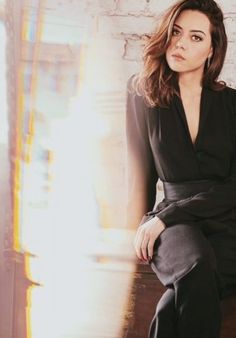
[173, 23, 206, 35]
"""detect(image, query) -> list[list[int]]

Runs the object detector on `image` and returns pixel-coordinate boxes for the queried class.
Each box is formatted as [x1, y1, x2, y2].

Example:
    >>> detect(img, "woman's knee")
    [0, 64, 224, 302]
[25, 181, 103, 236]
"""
[150, 224, 217, 286]
[153, 223, 215, 266]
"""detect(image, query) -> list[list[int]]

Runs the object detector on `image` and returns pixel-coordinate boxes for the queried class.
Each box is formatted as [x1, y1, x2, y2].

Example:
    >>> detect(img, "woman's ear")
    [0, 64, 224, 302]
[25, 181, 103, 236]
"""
[208, 46, 213, 59]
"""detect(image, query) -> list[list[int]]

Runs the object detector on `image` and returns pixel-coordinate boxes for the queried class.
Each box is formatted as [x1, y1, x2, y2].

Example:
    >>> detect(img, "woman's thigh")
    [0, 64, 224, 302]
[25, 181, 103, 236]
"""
[149, 223, 217, 286]
[207, 226, 236, 297]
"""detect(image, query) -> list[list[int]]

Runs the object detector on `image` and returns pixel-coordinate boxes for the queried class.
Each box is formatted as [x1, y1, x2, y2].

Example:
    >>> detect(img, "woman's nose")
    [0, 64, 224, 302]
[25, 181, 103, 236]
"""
[175, 36, 186, 49]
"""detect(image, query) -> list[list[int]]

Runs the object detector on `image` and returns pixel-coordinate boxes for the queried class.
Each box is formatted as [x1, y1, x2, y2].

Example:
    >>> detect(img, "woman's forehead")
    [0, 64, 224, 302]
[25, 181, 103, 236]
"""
[174, 9, 211, 34]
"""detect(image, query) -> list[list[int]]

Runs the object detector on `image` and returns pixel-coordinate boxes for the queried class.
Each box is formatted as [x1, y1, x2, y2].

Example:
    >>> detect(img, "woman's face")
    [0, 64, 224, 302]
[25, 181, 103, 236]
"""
[165, 9, 213, 75]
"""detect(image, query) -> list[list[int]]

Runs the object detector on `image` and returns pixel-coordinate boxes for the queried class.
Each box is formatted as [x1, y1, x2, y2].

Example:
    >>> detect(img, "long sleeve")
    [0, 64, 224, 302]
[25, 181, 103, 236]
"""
[155, 141, 236, 226]
[125, 76, 158, 229]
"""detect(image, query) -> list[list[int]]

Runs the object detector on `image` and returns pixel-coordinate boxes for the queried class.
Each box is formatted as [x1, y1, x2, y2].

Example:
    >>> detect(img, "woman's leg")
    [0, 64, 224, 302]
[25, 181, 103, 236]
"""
[174, 259, 221, 338]
[148, 288, 176, 338]
[148, 224, 222, 338]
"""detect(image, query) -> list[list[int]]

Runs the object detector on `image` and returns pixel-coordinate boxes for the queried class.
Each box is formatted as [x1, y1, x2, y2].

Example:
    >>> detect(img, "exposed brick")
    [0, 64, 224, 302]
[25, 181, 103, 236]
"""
[90, 37, 125, 60]
[25, 0, 87, 20]
[124, 38, 145, 61]
[148, 0, 176, 15]
[87, 0, 118, 15]
[86, 57, 130, 91]
[38, 22, 87, 44]
[221, 63, 236, 87]
[225, 42, 236, 63]
[224, 15, 236, 42]
[98, 15, 155, 36]
[117, 0, 149, 14]
[87, 58, 140, 91]
[217, 0, 236, 13]
[121, 59, 141, 82]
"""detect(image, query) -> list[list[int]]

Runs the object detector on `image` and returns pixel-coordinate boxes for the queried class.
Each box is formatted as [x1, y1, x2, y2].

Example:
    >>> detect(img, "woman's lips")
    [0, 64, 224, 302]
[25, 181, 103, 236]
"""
[171, 54, 186, 61]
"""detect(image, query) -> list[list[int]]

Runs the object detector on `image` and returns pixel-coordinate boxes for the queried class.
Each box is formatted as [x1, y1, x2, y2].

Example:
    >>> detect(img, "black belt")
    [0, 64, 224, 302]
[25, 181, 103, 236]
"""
[162, 179, 222, 202]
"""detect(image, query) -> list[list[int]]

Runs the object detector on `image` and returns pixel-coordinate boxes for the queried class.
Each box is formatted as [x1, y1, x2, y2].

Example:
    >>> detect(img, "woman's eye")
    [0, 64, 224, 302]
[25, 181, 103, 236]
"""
[172, 29, 180, 36]
[192, 35, 203, 42]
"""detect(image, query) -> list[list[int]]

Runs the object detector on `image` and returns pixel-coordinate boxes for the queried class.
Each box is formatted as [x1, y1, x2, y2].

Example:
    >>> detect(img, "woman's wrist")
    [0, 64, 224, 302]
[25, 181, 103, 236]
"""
[154, 215, 166, 230]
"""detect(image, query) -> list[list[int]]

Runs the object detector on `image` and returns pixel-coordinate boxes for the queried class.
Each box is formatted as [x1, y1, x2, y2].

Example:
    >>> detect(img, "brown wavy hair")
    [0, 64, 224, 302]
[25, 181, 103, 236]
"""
[132, 0, 227, 108]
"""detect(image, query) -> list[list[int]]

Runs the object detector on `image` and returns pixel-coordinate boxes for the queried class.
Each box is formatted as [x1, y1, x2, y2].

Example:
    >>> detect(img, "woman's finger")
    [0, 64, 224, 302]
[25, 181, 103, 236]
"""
[147, 238, 155, 260]
[140, 232, 150, 260]
[134, 227, 147, 260]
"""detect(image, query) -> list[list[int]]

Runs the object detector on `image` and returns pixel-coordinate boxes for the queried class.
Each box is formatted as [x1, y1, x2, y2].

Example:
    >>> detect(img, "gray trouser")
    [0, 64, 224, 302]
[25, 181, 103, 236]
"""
[148, 224, 222, 338]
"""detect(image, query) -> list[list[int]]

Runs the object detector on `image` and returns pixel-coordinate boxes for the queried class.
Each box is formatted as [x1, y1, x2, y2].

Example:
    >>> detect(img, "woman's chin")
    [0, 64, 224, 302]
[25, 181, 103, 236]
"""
[167, 63, 187, 73]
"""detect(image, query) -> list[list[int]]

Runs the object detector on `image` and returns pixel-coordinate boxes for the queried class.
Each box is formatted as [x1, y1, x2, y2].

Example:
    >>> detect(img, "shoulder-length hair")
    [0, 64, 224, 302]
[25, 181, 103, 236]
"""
[133, 0, 227, 108]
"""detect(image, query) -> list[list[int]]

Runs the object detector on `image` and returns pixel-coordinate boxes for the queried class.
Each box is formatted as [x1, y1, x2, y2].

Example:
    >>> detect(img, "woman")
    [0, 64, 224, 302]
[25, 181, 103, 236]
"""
[126, 0, 236, 337]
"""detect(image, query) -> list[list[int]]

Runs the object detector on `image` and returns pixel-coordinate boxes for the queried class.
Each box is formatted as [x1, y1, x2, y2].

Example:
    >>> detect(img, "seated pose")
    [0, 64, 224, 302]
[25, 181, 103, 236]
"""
[126, 0, 236, 337]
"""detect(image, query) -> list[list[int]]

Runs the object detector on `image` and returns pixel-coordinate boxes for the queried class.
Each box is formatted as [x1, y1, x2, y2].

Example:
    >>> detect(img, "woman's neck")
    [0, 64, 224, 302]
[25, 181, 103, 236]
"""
[178, 71, 203, 96]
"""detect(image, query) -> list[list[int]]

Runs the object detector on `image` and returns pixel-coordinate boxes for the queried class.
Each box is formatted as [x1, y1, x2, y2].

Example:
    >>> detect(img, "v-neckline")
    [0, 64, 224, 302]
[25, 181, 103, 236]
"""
[175, 86, 207, 151]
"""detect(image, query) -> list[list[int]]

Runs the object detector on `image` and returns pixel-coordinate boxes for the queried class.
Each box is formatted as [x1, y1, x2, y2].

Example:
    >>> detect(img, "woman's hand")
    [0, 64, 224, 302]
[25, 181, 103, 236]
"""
[133, 216, 166, 262]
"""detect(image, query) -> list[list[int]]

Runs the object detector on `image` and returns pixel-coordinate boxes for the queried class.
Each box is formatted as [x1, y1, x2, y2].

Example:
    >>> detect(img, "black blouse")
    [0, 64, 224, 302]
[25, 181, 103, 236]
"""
[126, 75, 236, 230]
